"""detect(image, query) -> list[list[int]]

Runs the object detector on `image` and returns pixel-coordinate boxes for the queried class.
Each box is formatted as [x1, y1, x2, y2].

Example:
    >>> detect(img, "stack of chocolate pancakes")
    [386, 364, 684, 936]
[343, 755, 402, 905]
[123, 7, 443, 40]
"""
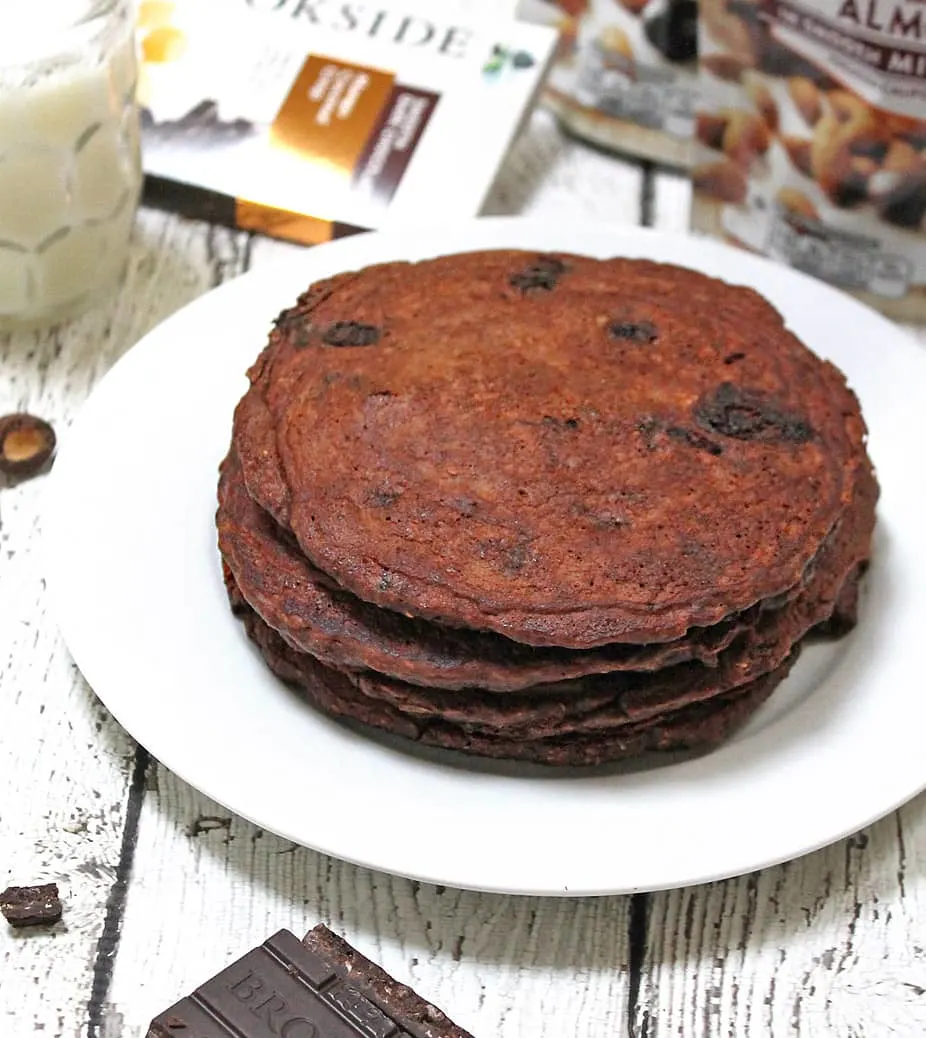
[217, 249, 877, 767]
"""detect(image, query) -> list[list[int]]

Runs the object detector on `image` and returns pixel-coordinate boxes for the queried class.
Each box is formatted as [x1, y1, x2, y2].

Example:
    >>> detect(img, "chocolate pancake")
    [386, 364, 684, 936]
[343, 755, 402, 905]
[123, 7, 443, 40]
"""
[233, 250, 870, 648]
[223, 459, 872, 745]
[219, 447, 763, 692]
[228, 572, 793, 767]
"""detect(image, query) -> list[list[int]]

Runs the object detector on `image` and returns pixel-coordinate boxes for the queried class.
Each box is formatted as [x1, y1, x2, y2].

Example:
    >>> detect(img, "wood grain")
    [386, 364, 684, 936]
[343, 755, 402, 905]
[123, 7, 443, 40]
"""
[649, 169, 692, 234]
[108, 773, 632, 1036]
[0, 210, 265, 1036]
[635, 798, 926, 1037]
[4, 106, 926, 1038]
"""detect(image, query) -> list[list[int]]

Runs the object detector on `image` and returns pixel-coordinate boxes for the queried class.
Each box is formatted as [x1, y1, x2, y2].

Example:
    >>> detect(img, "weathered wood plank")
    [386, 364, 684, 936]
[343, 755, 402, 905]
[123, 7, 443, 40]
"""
[648, 169, 692, 235]
[108, 774, 633, 1037]
[0, 209, 254, 1036]
[636, 795, 926, 1037]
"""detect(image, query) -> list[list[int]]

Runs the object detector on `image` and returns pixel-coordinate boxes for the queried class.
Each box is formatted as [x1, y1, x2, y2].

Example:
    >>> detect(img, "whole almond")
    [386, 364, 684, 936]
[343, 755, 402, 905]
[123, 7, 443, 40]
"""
[696, 112, 730, 150]
[745, 81, 779, 132]
[850, 155, 879, 178]
[693, 160, 748, 204]
[788, 77, 822, 126]
[700, 0, 757, 66]
[599, 25, 633, 61]
[811, 105, 890, 205]
[776, 188, 818, 220]
[828, 90, 871, 126]
[882, 139, 921, 174]
[722, 110, 771, 166]
[781, 135, 813, 177]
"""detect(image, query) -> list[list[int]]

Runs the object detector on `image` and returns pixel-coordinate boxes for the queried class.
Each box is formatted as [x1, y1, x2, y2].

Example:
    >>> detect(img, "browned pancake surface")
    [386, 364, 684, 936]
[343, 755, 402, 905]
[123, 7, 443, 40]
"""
[219, 447, 764, 691]
[235, 250, 869, 648]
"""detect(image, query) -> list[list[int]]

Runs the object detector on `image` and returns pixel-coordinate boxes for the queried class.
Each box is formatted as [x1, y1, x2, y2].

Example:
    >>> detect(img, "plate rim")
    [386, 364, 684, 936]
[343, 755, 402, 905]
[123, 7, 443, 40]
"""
[43, 217, 926, 896]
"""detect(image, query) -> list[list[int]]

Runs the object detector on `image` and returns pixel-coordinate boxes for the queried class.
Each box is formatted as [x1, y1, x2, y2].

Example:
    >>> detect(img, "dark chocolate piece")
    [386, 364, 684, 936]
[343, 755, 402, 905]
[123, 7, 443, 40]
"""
[1, 883, 62, 927]
[694, 383, 814, 444]
[147, 926, 474, 1038]
[321, 322, 382, 347]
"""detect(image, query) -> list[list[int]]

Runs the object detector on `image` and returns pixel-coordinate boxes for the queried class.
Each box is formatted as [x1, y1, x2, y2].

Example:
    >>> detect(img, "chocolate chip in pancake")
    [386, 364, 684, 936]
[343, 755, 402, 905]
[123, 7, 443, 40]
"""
[234, 250, 869, 648]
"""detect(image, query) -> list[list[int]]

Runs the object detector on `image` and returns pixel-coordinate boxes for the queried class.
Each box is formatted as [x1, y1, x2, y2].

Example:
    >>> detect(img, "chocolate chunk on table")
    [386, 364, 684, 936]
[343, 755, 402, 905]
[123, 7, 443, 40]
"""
[147, 925, 474, 1037]
[1, 883, 62, 928]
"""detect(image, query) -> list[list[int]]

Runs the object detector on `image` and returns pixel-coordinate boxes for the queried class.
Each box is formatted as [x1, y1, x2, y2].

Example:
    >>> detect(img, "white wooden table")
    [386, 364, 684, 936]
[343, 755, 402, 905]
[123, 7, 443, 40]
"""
[3, 110, 925, 1038]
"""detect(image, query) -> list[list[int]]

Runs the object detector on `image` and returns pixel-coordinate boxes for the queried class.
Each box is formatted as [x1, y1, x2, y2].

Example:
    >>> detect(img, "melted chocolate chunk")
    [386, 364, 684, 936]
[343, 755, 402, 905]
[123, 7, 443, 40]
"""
[367, 486, 400, 508]
[321, 322, 382, 347]
[509, 256, 567, 293]
[667, 426, 724, 456]
[695, 383, 813, 443]
[609, 320, 658, 344]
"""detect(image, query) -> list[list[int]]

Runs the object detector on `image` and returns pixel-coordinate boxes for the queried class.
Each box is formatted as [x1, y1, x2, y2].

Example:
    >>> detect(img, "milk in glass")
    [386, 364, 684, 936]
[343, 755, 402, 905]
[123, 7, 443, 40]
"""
[0, 0, 141, 329]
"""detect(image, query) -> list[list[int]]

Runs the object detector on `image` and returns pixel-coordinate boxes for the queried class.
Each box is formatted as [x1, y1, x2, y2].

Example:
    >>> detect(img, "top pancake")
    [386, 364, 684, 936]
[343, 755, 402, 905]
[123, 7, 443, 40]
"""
[235, 250, 869, 649]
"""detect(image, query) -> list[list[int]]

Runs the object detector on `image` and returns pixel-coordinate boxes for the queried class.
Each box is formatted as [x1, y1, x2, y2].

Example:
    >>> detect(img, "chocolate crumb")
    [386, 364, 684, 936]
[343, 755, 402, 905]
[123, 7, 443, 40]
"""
[1, 883, 62, 928]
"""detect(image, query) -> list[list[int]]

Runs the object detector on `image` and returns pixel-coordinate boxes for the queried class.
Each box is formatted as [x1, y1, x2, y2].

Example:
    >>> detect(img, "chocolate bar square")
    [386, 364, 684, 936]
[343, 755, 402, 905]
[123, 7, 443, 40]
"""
[147, 925, 474, 1038]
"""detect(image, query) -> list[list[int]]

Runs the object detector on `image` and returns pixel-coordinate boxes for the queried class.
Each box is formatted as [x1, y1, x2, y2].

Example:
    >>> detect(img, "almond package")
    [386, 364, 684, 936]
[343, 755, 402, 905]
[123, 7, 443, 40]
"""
[693, 0, 926, 321]
[523, 0, 699, 167]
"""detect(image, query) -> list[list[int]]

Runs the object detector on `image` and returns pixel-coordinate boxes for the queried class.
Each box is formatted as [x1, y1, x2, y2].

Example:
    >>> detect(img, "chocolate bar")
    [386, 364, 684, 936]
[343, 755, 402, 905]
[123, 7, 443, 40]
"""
[147, 925, 474, 1038]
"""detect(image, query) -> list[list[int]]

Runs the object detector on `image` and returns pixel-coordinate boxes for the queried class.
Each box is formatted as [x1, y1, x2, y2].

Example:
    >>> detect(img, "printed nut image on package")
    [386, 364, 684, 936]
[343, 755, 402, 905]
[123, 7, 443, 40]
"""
[692, 0, 926, 321]
[525, 0, 699, 167]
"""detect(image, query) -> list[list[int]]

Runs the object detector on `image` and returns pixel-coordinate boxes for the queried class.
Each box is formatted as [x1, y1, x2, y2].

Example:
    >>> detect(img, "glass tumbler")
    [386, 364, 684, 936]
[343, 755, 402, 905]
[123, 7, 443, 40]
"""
[0, 0, 142, 330]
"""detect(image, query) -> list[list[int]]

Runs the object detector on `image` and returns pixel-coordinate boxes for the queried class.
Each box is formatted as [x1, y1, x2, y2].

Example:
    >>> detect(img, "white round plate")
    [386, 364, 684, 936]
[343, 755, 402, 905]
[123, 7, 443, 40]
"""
[46, 219, 926, 895]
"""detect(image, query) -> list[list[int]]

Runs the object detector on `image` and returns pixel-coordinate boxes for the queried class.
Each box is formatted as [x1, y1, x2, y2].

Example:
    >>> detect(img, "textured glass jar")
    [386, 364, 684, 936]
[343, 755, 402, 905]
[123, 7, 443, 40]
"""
[0, 0, 142, 330]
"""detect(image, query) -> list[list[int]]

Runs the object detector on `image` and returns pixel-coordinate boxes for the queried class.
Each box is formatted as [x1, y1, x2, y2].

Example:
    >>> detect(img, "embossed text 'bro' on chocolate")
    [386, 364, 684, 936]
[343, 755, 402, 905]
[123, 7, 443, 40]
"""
[147, 925, 474, 1038]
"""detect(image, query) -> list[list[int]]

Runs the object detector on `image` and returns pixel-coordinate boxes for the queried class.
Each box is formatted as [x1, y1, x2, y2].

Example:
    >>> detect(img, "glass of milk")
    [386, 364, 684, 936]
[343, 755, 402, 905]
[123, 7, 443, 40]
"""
[0, 0, 142, 330]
